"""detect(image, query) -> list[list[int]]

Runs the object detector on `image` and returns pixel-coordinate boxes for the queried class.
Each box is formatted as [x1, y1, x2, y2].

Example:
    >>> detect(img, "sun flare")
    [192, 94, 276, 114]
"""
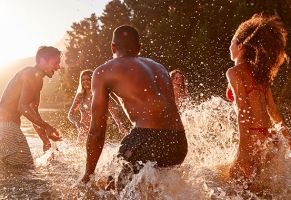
[0, 2, 37, 68]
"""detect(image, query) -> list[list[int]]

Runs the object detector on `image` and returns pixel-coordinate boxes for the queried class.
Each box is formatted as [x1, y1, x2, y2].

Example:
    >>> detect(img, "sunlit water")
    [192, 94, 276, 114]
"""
[0, 97, 290, 199]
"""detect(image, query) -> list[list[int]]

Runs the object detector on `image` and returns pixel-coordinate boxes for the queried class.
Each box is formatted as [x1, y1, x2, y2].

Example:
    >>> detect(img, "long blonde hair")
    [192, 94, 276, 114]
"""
[77, 69, 93, 99]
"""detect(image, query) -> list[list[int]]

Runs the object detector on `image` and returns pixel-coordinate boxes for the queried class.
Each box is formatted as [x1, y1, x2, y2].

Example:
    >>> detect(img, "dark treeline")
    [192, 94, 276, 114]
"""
[62, 0, 291, 106]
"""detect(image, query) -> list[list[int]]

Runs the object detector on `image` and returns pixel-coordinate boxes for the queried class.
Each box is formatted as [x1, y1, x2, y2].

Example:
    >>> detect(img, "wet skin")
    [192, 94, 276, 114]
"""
[0, 55, 62, 151]
[82, 55, 184, 182]
[227, 37, 290, 179]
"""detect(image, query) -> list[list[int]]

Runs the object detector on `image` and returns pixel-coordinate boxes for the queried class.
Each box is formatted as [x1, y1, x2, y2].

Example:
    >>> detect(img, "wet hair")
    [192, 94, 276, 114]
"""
[112, 25, 140, 56]
[36, 46, 61, 64]
[234, 14, 287, 85]
[77, 69, 93, 99]
[170, 69, 187, 91]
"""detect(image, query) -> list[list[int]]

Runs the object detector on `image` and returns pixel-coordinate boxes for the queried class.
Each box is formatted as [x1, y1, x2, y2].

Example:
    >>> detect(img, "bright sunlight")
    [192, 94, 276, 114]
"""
[0, 0, 108, 69]
[0, 2, 37, 68]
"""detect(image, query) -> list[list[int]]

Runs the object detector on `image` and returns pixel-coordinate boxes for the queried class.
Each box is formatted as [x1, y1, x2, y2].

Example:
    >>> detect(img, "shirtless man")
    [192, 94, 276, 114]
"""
[81, 25, 188, 190]
[0, 46, 62, 168]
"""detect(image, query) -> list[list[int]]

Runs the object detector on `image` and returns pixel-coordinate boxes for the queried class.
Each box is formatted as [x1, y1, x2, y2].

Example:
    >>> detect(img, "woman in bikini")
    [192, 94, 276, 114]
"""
[226, 14, 290, 182]
[68, 70, 127, 144]
[68, 70, 94, 143]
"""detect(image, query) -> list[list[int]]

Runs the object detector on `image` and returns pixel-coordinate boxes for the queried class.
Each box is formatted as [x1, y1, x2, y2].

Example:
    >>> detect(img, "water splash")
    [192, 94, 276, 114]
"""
[1, 97, 290, 199]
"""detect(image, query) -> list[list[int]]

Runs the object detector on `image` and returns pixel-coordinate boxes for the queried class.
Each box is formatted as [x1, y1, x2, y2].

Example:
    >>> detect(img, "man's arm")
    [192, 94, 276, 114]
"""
[33, 123, 52, 151]
[108, 103, 127, 135]
[31, 101, 51, 152]
[82, 68, 110, 183]
[18, 72, 61, 141]
[18, 74, 50, 129]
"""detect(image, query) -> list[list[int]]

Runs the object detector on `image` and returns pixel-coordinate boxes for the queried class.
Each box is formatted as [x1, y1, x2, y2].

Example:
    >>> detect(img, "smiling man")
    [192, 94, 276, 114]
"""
[0, 46, 62, 168]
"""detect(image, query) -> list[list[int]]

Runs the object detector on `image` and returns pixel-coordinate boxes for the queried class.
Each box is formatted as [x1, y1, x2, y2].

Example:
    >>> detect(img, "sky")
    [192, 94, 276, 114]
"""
[0, 0, 109, 68]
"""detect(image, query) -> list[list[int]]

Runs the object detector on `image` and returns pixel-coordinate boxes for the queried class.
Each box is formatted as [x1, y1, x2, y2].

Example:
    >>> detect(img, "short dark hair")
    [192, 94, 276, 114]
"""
[36, 46, 61, 63]
[112, 25, 140, 55]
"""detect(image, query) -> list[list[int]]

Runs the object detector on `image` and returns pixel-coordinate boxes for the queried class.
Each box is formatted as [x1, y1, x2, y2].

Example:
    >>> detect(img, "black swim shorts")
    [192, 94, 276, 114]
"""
[118, 127, 188, 167]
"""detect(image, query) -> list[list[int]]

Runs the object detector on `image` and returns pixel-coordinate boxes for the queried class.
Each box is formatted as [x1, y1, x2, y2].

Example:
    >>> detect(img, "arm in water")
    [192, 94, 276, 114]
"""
[68, 93, 83, 129]
[82, 68, 109, 183]
[32, 107, 60, 152]
[18, 71, 62, 143]
[32, 122, 51, 152]
[266, 87, 290, 148]
[108, 101, 128, 135]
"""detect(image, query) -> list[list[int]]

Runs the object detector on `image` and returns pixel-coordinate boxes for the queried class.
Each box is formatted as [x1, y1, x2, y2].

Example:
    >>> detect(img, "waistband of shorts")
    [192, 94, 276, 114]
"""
[0, 121, 20, 128]
[131, 127, 185, 134]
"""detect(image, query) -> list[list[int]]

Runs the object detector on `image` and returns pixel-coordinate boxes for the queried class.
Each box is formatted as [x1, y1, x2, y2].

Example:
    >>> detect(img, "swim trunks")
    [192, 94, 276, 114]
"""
[118, 127, 188, 167]
[0, 122, 34, 167]
[116, 127, 187, 191]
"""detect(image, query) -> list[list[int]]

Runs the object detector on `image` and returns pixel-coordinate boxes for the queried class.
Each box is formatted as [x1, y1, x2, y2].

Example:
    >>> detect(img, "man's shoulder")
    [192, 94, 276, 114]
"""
[18, 66, 36, 75]
[96, 58, 117, 70]
[93, 56, 168, 74]
[140, 57, 169, 71]
[94, 58, 126, 74]
[17, 67, 43, 85]
[12, 66, 33, 79]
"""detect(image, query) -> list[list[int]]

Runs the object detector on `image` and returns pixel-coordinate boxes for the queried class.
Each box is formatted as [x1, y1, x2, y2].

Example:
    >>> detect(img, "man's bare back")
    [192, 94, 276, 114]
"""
[96, 56, 184, 130]
[82, 26, 187, 189]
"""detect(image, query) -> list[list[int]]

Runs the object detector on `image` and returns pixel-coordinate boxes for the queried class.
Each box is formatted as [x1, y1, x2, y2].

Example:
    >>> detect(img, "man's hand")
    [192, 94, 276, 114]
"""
[43, 141, 51, 152]
[45, 125, 62, 141]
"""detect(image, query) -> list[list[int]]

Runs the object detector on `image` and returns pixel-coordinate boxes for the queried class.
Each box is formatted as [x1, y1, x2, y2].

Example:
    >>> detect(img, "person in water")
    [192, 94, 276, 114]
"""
[170, 69, 189, 107]
[0, 46, 62, 168]
[81, 25, 187, 191]
[226, 14, 290, 182]
[68, 69, 127, 143]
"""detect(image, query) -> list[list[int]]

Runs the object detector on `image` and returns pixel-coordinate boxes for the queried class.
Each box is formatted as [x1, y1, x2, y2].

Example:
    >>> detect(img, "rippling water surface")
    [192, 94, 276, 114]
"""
[0, 97, 290, 199]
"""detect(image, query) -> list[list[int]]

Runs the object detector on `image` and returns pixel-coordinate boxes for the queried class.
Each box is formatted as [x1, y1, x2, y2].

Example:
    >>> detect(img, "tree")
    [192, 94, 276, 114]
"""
[98, 0, 131, 62]
[63, 0, 291, 105]
[64, 14, 101, 98]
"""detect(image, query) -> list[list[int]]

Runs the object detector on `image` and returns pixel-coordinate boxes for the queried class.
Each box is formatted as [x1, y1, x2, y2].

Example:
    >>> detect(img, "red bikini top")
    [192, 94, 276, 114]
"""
[226, 65, 267, 102]
[226, 85, 235, 102]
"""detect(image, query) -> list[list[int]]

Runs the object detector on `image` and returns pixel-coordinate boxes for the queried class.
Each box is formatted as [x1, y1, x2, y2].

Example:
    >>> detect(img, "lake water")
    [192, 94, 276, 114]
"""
[0, 97, 290, 199]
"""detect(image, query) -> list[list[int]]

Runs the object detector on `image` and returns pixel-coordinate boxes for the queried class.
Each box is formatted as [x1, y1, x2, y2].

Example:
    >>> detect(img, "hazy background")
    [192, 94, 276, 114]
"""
[0, 0, 109, 106]
[1, 0, 290, 116]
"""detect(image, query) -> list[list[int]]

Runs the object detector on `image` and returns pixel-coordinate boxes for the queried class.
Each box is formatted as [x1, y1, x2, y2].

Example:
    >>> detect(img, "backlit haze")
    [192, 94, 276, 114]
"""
[0, 0, 109, 69]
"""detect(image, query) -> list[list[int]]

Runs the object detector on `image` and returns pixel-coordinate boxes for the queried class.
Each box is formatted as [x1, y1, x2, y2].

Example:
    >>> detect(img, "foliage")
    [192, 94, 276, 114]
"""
[64, 13, 101, 98]
[63, 0, 291, 105]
